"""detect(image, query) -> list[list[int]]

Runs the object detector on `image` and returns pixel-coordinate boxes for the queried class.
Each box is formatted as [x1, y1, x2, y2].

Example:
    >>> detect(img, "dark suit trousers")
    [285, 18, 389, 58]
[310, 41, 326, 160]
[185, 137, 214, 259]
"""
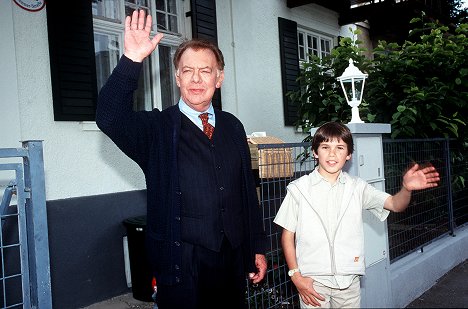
[155, 238, 247, 309]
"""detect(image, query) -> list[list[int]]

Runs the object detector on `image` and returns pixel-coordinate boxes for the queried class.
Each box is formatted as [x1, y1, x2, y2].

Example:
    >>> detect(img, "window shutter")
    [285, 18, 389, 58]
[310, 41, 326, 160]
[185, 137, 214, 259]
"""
[46, 0, 98, 121]
[190, 0, 222, 110]
[278, 17, 300, 126]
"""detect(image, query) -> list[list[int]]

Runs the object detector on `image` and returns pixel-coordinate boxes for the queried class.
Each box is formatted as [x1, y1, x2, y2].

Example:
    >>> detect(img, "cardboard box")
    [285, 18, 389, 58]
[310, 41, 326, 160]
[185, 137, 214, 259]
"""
[248, 136, 294, 178]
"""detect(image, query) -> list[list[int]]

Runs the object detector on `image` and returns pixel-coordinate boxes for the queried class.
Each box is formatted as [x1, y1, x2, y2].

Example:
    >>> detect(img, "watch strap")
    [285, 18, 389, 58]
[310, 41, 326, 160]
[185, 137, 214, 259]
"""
[288, 268, 300, 277]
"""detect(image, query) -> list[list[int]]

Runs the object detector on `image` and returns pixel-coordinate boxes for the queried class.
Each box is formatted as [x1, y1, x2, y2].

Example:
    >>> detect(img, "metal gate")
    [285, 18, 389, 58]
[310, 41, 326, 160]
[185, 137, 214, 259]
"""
[0, 141, 52, 309]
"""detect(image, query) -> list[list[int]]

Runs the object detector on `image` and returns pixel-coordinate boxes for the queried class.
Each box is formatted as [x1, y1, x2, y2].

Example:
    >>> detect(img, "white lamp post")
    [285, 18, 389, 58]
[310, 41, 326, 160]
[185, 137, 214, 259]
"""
[337, 58, 368, 124]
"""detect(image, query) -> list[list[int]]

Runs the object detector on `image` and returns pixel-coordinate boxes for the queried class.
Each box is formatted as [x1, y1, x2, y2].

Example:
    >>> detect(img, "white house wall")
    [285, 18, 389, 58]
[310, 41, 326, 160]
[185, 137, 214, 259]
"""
[0, 1, 21, 149]
[217, 0, 341, 142]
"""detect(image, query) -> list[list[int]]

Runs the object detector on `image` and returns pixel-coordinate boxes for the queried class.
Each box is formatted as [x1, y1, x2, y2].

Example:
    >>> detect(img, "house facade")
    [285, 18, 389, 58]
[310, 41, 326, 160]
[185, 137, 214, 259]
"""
[4, 1, 465, 308]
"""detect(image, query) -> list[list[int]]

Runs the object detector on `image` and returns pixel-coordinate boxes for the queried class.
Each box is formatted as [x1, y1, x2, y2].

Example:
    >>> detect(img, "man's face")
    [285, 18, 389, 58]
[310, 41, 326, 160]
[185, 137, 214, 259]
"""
[313, 138, 351, 182]
[175, 48, 224, 112]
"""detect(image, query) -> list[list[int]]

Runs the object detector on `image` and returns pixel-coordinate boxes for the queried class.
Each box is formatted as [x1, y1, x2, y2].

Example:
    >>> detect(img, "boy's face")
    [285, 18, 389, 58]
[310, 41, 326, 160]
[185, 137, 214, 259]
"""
[313, 138, 351, 182]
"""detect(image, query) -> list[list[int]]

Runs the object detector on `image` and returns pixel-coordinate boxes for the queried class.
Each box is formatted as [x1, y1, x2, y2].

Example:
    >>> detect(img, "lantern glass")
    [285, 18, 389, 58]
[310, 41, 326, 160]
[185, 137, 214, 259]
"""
[340, 77, 365, 105]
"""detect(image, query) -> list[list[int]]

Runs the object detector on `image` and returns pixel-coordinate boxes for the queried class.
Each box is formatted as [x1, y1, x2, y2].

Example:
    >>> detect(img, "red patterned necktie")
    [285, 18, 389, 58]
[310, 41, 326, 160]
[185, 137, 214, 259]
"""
[199, 112, 214, 140]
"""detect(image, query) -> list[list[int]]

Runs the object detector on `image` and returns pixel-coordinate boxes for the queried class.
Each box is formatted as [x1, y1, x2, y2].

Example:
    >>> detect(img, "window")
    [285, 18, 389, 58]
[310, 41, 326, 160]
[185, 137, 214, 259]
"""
[297, 28, 334, 111]
[155, 0, 179, 33]
[92, 0, 187, 111]
[297, 28, 332, 62]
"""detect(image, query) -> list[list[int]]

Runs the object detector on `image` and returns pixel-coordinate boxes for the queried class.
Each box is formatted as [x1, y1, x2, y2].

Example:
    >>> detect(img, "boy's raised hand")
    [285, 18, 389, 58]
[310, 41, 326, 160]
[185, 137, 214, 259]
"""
[124, 10, 164, 62]
[402, 163, 440, 191]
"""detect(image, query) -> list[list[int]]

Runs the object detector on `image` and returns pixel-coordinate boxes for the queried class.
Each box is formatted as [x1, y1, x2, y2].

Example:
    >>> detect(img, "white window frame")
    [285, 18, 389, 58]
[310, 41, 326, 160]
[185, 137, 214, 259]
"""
[297, 27, 333, 64]
[92, 0, 190, 111]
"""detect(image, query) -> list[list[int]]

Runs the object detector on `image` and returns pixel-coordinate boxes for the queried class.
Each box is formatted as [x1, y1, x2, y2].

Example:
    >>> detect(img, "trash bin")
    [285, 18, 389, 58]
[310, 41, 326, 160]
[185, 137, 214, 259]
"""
[123, 215, 154, 302]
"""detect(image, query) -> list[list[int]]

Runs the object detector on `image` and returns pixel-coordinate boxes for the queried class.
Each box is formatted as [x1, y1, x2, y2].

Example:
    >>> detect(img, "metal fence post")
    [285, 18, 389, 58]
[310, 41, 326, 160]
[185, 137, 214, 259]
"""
[444, 138, 455, 236]
[22, 140, 52, 308]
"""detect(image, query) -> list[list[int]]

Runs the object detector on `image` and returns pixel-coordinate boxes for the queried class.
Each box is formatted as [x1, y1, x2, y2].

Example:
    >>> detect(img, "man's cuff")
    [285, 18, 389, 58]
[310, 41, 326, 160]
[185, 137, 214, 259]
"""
[115, 55, 143, 80]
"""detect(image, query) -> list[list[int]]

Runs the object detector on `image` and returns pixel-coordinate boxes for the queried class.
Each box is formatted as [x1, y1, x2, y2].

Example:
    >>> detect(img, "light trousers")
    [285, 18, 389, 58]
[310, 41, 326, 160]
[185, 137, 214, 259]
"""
[300, 276, 361, 308]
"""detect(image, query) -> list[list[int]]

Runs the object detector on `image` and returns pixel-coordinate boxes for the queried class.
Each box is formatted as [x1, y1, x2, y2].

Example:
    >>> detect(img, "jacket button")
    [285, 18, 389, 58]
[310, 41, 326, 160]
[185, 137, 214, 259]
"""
[176, 191, 182, 195]
[219, 186, 224, 191]
[174, 241, 180, 246]
[175, 216, 180, 221]
[175, 277, 180, 283]
[174, 264, 180, 270]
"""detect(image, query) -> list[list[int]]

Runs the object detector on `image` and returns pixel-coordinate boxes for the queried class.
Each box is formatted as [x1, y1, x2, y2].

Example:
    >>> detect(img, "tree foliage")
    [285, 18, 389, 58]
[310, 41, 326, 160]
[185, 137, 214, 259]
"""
[449, 0, 468, 24]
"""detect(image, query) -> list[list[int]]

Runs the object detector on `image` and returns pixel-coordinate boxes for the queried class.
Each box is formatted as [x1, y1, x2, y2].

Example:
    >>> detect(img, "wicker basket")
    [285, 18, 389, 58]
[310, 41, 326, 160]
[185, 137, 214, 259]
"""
[248, 136, 293, 178]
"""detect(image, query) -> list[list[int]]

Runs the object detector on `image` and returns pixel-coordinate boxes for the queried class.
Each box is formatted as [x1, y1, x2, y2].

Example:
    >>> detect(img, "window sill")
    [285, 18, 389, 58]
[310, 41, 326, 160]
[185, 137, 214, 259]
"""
[80, 121, 100, 131]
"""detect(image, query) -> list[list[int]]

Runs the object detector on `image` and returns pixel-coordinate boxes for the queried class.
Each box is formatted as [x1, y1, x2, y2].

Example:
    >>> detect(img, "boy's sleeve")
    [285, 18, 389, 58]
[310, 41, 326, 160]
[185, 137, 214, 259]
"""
[273, 190, 299, 232]
[362, 182, 391, 221]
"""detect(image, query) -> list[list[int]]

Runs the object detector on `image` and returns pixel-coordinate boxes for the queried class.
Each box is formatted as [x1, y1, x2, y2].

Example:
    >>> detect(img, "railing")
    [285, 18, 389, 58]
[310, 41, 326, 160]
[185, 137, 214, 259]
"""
[0, 141, 52, 309]
[245, 138, 467, 308]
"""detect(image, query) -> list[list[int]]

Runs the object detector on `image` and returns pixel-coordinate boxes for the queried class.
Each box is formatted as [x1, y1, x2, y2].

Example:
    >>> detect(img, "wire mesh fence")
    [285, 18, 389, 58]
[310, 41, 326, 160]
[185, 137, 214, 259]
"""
[450, 140, 468, 230]
[383, 138, 453, 262]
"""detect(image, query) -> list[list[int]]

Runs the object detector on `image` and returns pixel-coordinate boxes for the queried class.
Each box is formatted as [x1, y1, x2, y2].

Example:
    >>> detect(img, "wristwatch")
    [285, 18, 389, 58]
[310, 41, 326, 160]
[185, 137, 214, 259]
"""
[288, 268, 300, 277]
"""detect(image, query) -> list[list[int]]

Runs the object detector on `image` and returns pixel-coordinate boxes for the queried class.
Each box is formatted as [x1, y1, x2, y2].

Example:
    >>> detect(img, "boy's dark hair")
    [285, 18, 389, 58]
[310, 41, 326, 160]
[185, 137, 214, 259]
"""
[312, 122, 354, 155]
[173, 38, 225, 70]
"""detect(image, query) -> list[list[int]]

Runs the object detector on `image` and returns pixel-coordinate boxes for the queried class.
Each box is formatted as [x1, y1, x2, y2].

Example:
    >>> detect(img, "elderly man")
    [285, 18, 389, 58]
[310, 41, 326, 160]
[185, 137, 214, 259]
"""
[96, 9, 267, 309]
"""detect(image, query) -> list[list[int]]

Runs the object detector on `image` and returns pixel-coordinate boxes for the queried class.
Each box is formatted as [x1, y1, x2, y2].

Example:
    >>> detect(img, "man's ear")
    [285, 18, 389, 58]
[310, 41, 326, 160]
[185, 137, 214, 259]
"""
[346, 154, 352, 161]
[175, 68, 181, 87]
[216, 70, 225, 88]
[313, 150, 318, 159]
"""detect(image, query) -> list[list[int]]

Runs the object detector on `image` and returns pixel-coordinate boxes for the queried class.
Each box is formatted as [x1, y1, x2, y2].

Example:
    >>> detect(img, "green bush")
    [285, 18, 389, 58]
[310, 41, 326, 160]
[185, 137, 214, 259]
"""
[367, 14, 468, 139]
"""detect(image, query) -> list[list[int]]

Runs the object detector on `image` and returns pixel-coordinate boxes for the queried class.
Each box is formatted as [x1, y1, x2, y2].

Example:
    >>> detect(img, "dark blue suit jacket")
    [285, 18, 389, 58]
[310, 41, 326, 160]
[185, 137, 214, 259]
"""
[96, 55, 267, 285]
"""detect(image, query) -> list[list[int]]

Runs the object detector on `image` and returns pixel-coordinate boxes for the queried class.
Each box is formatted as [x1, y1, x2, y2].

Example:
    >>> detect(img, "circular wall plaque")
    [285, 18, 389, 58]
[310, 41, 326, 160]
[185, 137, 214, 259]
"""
[13, 0, 46, 12]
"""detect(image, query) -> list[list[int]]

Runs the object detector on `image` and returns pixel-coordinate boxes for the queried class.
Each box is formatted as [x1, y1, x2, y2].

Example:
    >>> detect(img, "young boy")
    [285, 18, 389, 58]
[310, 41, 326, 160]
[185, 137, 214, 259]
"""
[273, 122, 440, 308]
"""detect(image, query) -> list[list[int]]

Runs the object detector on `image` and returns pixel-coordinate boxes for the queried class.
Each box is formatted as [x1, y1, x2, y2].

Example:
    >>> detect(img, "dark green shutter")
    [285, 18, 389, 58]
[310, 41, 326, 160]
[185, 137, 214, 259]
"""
[46, 0, 98, 121]
[190, 0, 222, 110]
[278, 17, 300, 126]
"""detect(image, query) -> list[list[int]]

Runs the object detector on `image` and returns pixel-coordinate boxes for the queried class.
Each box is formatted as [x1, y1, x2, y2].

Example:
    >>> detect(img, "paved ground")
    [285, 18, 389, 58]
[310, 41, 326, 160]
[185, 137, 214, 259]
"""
[82, 259, 467, 309]
[405, 259, 467, 308]
[81, 293, 155, 309]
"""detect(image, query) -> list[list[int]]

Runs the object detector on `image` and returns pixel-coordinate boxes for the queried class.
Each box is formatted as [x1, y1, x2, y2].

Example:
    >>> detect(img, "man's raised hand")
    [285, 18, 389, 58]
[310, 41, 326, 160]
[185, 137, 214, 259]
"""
[124, 10, 164, 62]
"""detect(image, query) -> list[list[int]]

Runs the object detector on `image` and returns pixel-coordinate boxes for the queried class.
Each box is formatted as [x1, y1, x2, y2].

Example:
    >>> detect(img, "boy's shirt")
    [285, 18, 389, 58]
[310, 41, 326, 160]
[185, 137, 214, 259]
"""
[274, 168, 390, 288]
